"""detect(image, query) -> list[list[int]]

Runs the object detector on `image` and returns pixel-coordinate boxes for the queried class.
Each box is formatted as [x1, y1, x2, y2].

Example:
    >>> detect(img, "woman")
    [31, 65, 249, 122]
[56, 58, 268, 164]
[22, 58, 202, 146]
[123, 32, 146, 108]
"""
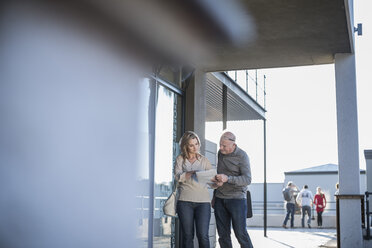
[313, 187, 327, 227]
[175, 131, 212, 248]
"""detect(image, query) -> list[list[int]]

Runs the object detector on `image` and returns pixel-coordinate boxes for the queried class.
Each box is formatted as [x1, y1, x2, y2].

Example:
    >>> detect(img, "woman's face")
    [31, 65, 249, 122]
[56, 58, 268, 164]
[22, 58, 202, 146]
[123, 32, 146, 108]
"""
[187, 138, 199, 155]
[317, 188, 321, 193]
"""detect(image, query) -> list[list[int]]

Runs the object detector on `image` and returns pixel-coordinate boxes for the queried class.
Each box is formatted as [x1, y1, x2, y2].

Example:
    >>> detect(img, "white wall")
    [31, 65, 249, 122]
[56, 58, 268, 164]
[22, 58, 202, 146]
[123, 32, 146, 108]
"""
[250, 183, 284, 202]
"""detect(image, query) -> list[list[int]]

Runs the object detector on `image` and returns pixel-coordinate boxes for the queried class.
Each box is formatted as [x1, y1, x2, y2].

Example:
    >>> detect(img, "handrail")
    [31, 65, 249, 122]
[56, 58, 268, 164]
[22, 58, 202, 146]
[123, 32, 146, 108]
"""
[224, 70, 266, 110]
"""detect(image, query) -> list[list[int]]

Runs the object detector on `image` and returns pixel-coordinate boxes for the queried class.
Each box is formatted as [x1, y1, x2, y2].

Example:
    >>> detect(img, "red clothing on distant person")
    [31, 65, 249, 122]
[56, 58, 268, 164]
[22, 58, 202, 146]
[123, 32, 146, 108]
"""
[313, 194, 326, 212]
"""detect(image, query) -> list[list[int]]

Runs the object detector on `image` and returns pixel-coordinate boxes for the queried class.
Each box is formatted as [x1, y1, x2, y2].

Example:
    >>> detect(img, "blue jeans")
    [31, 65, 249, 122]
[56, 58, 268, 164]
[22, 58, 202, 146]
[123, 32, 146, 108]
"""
[214, 197, 253, 248]
[302, 205, 311, 227]
[283, 202, 295, 227]
[177, 201, 211, 248]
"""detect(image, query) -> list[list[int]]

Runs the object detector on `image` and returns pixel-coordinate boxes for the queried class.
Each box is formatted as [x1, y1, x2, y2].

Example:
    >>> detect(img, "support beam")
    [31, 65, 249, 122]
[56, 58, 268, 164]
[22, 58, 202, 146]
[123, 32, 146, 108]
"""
[263, 119, 267, 237]
[334, 53, 363, 247]
[185, 69, 207, 154]
[222, 85, 228, 130]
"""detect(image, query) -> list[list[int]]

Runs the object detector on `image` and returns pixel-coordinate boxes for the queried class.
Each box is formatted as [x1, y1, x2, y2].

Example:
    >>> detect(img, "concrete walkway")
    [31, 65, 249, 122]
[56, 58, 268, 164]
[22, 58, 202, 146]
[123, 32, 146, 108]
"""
[216, 227, 337, 248]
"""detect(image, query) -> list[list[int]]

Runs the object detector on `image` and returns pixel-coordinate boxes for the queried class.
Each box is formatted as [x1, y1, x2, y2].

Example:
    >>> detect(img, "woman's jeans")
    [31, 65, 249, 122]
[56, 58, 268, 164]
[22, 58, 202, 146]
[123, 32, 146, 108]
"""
[214, 197, 253, 248]
[283, 202, 295, 227]
[177, 201, 211, 248]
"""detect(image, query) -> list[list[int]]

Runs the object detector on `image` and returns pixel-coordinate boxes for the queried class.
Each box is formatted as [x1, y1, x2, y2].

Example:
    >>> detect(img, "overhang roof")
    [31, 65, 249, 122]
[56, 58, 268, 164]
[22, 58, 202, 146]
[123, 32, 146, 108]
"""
[202, 0, 354, 71]
[206, 72, 266, 122]
[87, 0, 354, 71]
[81, 0, 353, 122]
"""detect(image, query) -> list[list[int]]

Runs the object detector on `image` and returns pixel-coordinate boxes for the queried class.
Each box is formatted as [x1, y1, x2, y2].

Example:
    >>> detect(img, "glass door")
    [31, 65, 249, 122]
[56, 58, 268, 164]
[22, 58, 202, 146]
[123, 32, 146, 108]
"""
[153, 83, 182, 248]
[136, 75, 183, 248]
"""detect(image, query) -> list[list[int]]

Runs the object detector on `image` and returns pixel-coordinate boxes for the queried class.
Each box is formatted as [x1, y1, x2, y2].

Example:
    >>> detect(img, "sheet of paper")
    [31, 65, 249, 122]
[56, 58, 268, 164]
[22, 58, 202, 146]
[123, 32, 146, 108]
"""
[195, 169, 217, 188]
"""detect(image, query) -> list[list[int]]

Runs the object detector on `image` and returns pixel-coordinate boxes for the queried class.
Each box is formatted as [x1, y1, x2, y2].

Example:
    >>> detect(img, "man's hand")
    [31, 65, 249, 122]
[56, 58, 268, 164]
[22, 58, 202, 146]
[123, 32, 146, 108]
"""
[215, 174, 229, 183]
[211, 176, 224, 187]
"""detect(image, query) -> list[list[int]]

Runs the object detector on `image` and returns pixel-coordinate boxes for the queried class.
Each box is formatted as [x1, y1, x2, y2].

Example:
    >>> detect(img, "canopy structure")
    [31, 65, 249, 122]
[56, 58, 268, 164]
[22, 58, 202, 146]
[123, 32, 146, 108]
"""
[206, 72, 266, 122]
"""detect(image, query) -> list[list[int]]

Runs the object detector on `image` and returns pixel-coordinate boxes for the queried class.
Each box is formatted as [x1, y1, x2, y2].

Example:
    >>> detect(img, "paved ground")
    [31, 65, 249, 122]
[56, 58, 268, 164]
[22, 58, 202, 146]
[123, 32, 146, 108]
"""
[216, 227, 337, 248]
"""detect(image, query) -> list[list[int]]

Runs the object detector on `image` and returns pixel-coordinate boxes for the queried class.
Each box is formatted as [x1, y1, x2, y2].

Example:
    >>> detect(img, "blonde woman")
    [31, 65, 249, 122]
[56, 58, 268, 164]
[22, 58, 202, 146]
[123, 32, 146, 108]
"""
[175, 131, 212, 248]
[313, 187, 327, 227]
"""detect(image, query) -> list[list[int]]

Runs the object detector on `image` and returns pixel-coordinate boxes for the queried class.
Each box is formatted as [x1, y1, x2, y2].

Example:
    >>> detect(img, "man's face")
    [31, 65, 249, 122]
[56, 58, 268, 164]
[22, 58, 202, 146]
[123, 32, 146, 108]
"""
[219, 139, 235, 155]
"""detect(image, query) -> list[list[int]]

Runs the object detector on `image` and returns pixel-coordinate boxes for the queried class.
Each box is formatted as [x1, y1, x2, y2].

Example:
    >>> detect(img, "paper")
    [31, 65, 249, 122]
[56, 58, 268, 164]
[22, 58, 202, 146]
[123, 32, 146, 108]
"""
[195, 169, 217, 188]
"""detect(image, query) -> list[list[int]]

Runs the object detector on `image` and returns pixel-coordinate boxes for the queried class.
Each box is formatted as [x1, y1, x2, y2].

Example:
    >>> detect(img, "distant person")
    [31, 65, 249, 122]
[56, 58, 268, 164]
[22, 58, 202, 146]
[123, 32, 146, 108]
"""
[313, 187, 327, 228]
[212, 131, 254, 248]
[282, 181, 299, 228]
[296, 185, 314, 228]
[174, 131, 212, 248]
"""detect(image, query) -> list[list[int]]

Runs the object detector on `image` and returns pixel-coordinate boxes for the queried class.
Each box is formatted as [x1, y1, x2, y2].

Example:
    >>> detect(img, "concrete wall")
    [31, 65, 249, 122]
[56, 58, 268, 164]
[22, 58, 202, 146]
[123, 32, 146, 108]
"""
[247, 214, 336, 228]
[250, 183, 284, 203]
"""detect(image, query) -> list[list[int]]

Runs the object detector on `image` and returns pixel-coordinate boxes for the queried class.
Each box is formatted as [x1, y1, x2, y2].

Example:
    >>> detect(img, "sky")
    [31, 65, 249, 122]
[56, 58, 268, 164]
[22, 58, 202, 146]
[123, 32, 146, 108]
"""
[207, 0, 372, 183]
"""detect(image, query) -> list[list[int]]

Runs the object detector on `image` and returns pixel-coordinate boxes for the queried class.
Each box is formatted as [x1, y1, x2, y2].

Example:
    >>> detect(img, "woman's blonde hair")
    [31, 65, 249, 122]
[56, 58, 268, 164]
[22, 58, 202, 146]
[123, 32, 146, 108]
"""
[179, 131, 201, 161]
[317, 187, 323, 195]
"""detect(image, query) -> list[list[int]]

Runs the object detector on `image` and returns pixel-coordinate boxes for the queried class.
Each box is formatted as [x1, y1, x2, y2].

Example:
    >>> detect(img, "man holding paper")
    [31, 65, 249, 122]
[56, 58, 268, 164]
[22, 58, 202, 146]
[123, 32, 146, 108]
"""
[212, 131, 253, 248]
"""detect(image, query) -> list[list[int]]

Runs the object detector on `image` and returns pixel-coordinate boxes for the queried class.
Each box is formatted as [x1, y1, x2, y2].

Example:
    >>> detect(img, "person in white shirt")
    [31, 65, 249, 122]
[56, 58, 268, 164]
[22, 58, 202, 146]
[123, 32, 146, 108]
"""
[296, 185, 314, 228]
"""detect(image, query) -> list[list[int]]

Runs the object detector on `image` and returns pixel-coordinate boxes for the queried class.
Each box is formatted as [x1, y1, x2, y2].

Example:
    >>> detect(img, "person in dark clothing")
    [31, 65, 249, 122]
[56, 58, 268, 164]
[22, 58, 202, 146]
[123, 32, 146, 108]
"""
[282, 181, 299, 228]
[212, 131, 253, 248]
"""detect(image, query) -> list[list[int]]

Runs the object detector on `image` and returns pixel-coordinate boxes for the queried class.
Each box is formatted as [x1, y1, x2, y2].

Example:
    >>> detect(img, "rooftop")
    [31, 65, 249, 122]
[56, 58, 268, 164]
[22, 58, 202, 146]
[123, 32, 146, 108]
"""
[285, 163, 366, 175]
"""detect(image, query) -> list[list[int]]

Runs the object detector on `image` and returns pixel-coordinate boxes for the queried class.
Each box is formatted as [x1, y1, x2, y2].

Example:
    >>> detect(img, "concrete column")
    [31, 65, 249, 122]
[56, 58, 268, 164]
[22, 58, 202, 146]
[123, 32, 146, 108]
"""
[366, 150, 372, 215]
[185, 70, 209, 248]
[366, 150, 372, 192]
[334, 53, 363, 247]
[185, 69, 206, 154]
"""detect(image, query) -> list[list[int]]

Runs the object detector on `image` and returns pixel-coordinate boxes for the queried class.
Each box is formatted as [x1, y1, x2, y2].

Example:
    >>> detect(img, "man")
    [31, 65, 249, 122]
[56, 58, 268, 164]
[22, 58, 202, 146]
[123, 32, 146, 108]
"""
[282, 181, 299, 229]
[296, 185, 314, 228]
[212, 131, 253, 248]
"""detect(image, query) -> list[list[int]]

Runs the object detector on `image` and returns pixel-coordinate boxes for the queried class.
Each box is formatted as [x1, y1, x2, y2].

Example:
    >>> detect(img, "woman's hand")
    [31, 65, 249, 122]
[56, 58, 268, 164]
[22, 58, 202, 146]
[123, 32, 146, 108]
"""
[185, 171, 195, 180]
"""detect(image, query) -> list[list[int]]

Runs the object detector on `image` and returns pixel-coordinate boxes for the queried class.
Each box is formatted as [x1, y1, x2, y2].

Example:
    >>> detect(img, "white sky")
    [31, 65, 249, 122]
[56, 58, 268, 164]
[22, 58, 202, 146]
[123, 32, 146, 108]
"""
[207, 0, 372, 183]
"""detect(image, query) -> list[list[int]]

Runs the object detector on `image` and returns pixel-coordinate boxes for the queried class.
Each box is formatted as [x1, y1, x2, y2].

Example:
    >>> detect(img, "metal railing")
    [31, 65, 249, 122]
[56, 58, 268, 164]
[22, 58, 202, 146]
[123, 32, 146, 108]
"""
[224, 70, 266, 109]
[251, 200, 337, 215]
